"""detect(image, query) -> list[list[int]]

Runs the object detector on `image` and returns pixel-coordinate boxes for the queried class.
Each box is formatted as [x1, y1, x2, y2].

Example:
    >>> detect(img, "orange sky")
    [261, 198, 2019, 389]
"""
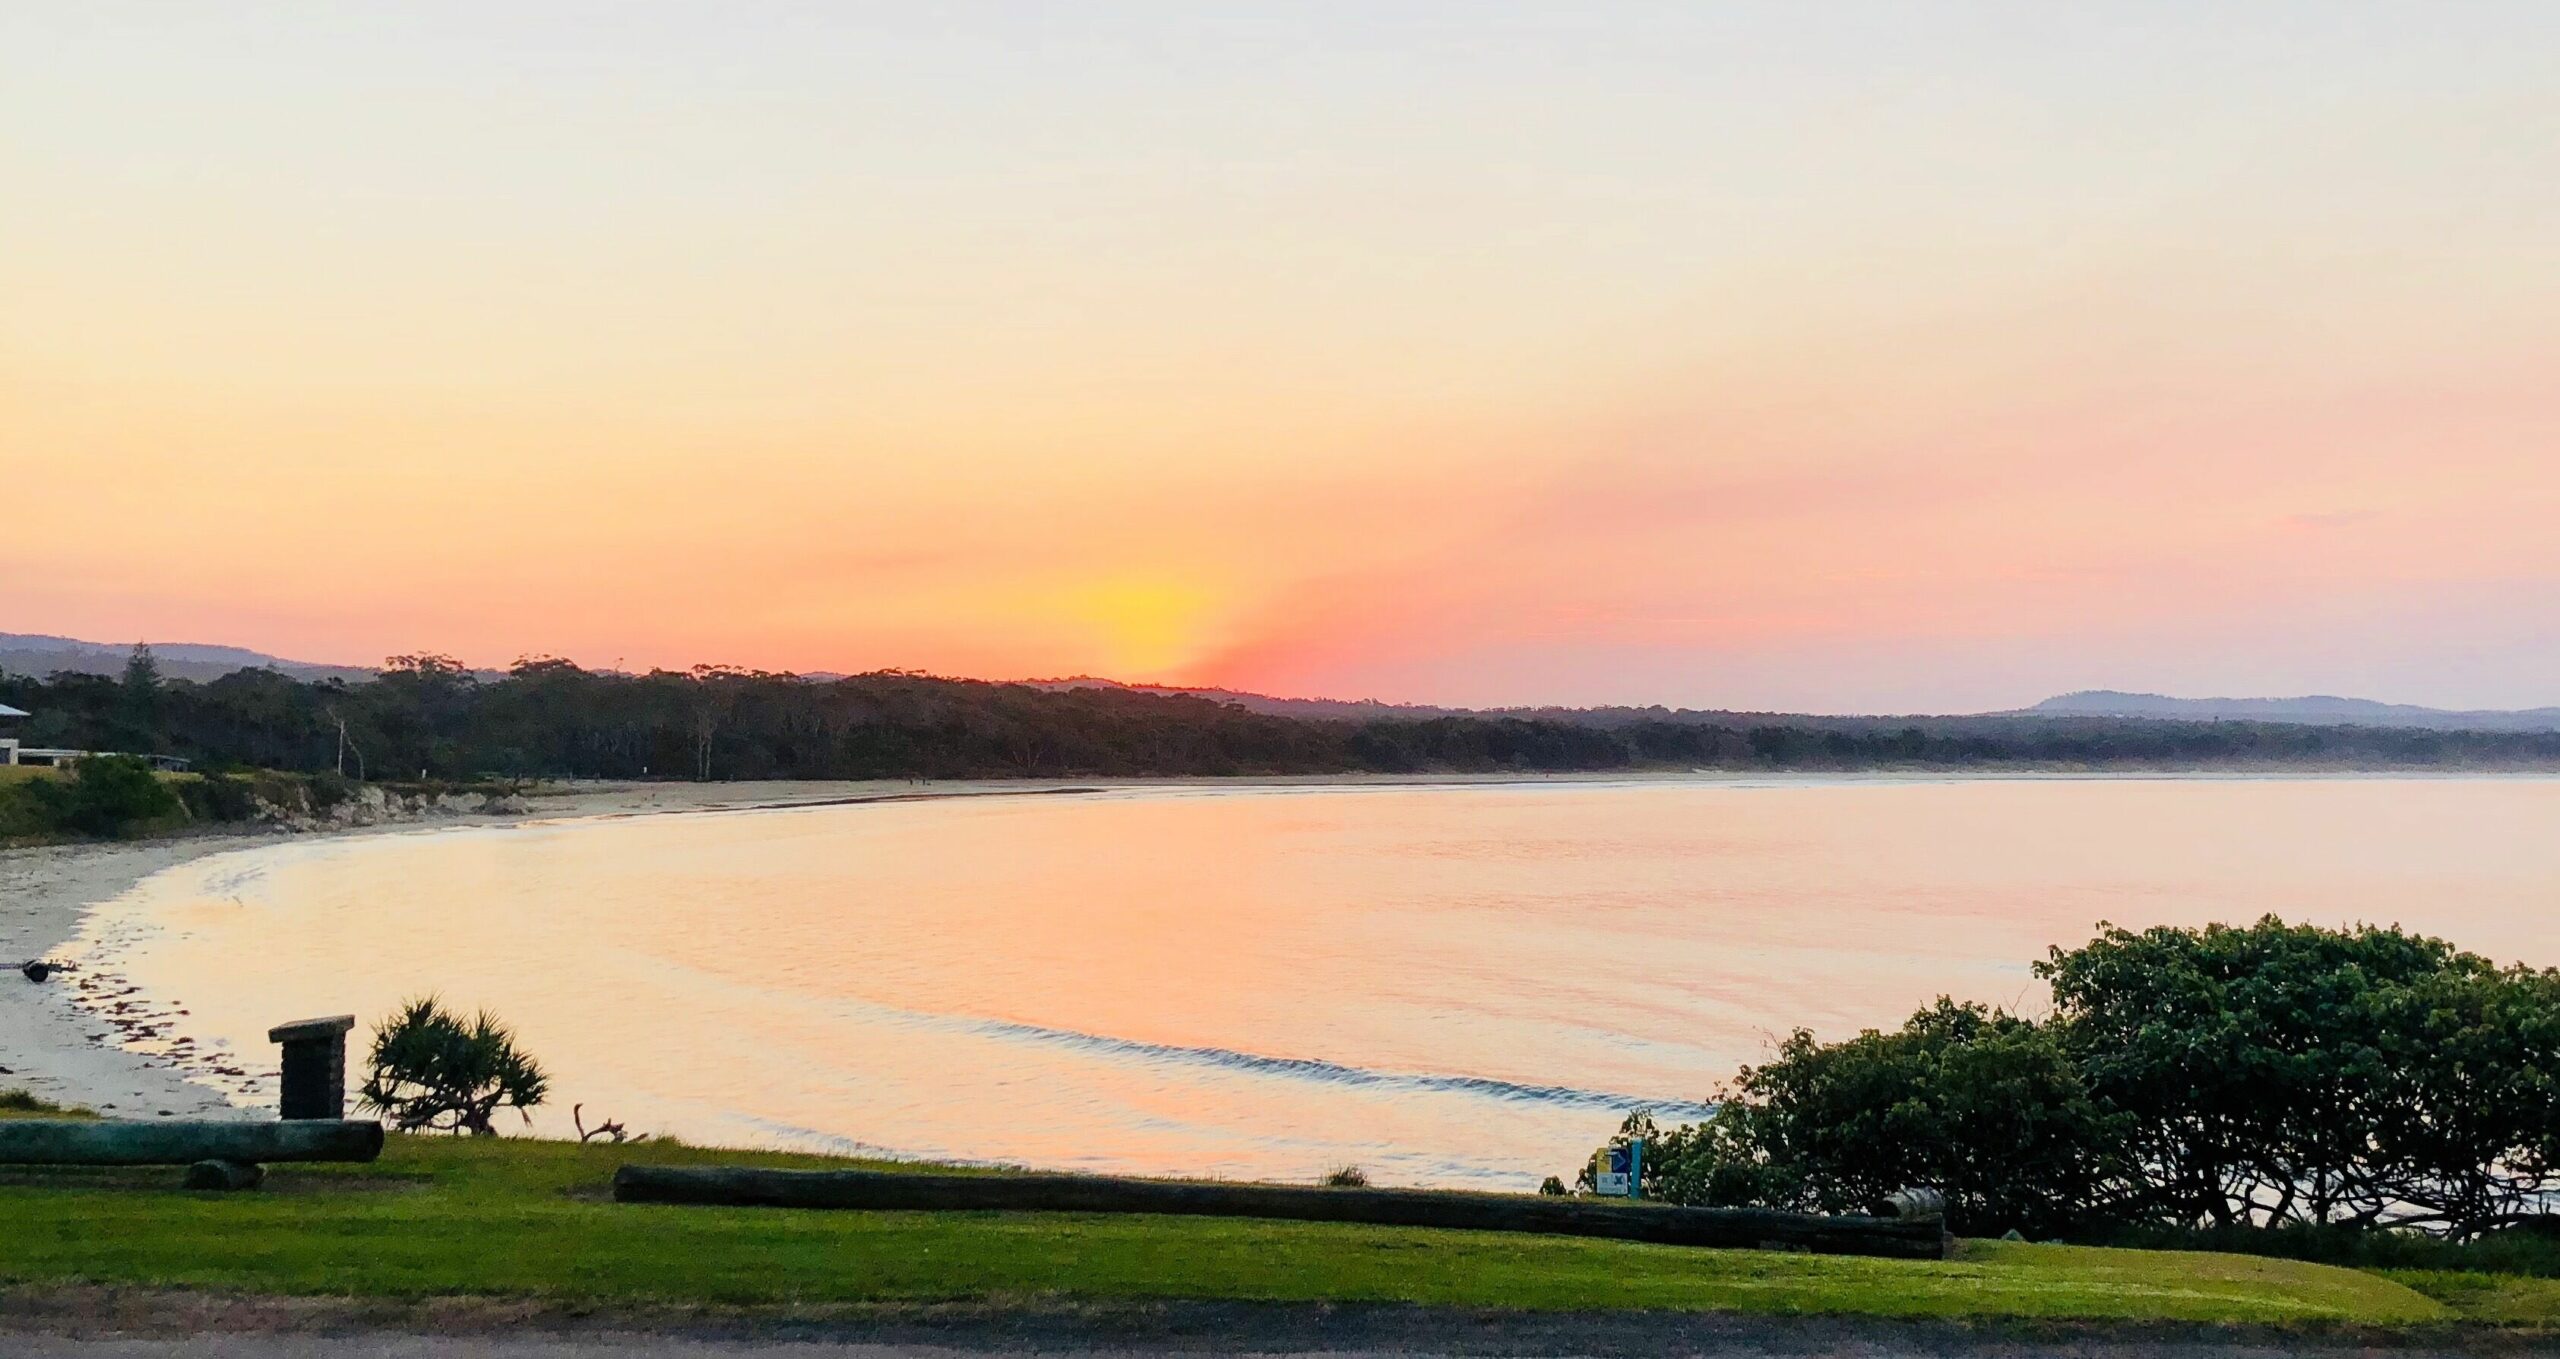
[6, 5, 2557, 711]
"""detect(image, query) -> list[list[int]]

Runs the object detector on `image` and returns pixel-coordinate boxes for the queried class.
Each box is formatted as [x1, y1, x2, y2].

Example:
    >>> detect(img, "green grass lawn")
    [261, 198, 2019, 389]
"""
[0, 1134, 2457, 1326]
[2385, 1270, 2560, 1327]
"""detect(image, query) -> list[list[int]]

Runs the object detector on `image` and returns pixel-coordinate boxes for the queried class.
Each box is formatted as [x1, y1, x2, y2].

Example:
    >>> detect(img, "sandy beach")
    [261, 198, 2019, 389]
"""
[0, 779, 1150, 1118]
[3, 772, 1671, 1118]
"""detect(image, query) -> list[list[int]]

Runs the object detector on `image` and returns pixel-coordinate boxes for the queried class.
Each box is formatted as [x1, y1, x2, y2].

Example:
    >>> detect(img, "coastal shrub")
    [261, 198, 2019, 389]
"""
[305, 770, 354, 812]
[357, 997, 550, 1136]
[248, 771, 308, 813]
[0, 1089, 93, 1118]
[1581, 1006, 2125, 1237]
[173, 771, 260, 824]
[22, 756, 183, 839]
[0, 777, 59, 839]
[1580, 918, 2560, 1242]
[2041, 917, 2560, 1237]
[1321, 1165, 1369, 1188]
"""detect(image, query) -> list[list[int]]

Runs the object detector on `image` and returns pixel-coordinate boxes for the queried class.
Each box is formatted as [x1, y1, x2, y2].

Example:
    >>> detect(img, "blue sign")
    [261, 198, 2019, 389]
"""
[1592, 1142, 1644, 1198]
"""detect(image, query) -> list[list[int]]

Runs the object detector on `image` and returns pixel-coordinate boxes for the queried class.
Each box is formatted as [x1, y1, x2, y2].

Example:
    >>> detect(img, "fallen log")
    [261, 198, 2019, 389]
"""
[0, 1119, 383, 1167]
[612, 1166, 1950, 1260]
[1869, 1186, 1947, 1223]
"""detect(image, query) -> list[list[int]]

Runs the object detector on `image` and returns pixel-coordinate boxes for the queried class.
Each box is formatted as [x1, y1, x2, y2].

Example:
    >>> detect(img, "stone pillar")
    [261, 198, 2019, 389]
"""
[267, 1015, 356, 1120]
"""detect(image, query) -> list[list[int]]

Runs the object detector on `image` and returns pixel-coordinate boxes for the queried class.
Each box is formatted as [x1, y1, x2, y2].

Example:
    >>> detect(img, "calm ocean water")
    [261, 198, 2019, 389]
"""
[69, 777, 2560, 1189]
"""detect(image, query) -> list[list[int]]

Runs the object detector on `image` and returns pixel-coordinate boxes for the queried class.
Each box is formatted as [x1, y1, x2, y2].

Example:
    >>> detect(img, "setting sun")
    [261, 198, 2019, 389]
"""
[1057, 578, 1225, 680]
[5, 5, 2552, 709]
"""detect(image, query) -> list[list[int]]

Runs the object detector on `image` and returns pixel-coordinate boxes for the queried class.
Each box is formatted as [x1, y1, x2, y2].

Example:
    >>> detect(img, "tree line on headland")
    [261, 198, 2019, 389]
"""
[7, 648, 2560, 782]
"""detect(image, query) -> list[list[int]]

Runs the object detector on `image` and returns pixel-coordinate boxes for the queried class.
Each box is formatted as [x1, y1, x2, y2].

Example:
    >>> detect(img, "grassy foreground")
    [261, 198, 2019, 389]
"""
[0, 1134, 2469, 1326]
[2385, 1271, 2560, 1327]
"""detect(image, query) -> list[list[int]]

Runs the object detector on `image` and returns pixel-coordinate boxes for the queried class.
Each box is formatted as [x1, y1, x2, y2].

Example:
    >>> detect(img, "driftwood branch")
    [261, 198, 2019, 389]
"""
[574, 1103, 644, 1144]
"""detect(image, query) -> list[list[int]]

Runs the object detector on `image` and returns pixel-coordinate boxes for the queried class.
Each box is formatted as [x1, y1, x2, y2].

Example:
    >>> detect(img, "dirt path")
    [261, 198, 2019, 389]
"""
[0, 1292, 2537, 1359]
[0, 1327, 2524, 1358]
[13, 1341, 2495, 1359]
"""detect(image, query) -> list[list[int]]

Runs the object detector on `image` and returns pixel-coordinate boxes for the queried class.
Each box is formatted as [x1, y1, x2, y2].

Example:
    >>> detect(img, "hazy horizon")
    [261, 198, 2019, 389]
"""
[14, 627, 2560, 722]
[8, 4, 2557, 712]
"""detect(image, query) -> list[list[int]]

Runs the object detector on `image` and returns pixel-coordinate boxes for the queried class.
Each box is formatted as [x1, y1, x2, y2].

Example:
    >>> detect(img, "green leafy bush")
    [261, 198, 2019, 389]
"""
[0, 1088, 93, 1117]
[357, 997, 550, 1136]
[2042, 917, 2560, 1236]
[172, 771, 260, 823]
[1583, 918, 2560, 1242]
[1587, 1003, 2123, 1236]
[305, 770, 354, 811]
[0, 778, 57, 840]
[17, 756, 182, 839]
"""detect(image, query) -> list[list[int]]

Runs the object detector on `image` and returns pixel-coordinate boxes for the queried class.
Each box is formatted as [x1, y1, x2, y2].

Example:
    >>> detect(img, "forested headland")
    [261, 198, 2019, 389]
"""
[7, 649, 2560, 782]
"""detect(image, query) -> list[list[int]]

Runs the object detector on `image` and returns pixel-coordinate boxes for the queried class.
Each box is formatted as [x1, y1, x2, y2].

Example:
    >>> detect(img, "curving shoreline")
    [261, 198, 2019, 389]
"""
[0, 772, 1645, 1118]
[0, 779, 1133, 1117]
[2, 834, 257, 1117]
[17, 767, 2522, 1124]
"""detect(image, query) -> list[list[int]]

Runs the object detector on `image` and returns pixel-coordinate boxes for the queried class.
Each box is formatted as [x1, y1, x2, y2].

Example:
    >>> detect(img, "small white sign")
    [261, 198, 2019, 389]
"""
[1593, 1172, 1631, 1195]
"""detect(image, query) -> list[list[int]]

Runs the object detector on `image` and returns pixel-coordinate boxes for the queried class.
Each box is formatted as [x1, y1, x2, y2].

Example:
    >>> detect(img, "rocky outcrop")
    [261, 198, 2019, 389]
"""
[229, 779, 531, 832]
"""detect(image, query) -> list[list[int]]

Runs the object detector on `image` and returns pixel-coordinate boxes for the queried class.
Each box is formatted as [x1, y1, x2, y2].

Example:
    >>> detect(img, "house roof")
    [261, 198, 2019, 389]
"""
[0, 704, 27, 719]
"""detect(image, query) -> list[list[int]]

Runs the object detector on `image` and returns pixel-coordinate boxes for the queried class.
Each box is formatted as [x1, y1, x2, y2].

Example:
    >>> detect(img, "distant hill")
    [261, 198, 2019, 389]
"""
[1030, 679, 2560, 734]
[0, 633, 372, 684]
[2025, 690, 2560, 732]
[9, 634, 2553, 735]
[1021, 677, 1469, 721]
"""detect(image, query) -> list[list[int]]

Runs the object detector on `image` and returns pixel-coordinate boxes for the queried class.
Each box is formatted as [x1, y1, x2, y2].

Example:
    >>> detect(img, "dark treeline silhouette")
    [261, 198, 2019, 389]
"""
[7, 649, 2560, 781]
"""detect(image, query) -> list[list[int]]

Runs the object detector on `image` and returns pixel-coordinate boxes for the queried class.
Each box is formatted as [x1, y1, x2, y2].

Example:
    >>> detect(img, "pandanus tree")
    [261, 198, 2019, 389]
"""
[357, 997, 549, 1135]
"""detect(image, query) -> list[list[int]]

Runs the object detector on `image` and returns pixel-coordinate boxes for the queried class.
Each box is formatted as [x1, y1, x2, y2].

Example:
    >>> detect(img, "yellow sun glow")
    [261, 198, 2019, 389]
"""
[1058, 580, 1222, 679]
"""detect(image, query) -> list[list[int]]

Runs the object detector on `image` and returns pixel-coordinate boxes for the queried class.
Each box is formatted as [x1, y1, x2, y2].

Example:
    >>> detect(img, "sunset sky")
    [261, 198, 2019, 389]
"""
[6, 3, 2556, 712]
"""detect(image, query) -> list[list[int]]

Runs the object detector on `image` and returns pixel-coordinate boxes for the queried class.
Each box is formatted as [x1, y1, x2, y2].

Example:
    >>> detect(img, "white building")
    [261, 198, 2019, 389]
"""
[0, 705, 188, 770]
